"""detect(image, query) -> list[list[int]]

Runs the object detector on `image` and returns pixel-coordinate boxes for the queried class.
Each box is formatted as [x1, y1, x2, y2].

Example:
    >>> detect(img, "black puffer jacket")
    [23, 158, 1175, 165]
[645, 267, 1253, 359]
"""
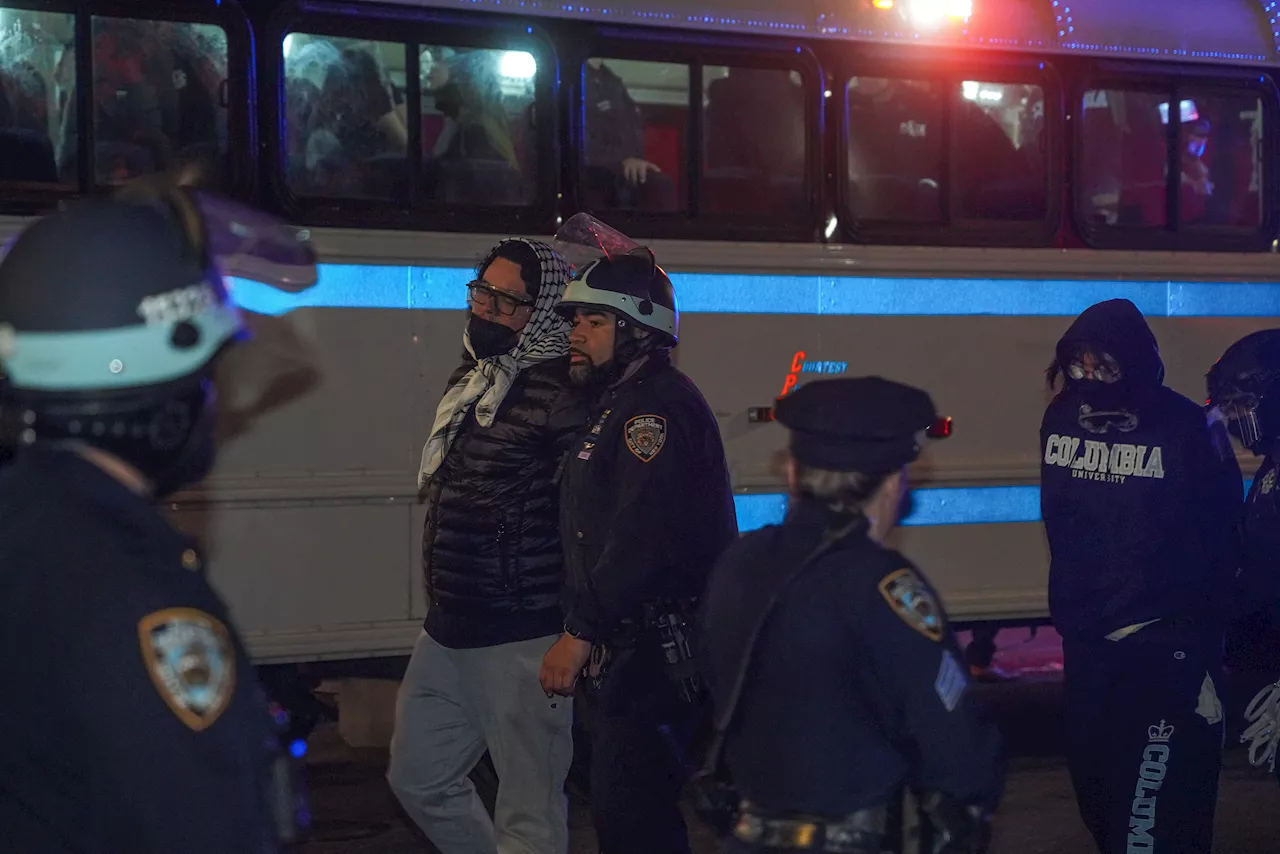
[422, 353, 588, 648]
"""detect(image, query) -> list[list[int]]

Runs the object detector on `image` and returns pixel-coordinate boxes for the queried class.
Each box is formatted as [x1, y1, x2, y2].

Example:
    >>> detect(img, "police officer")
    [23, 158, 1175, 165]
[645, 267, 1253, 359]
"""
[1206, 328, 1280, 781]
[0, 181, 314, 851]
[1040, 299, 1242, 854]
[699, 376, 1003, 854]
[537, 238, 738, 854]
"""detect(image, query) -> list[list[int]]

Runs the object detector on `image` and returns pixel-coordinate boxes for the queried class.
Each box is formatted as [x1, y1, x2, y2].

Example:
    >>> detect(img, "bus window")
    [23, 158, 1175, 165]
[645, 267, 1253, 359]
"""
[0, 6, 73, 187]
[1078, 89, 1168, 228]
[283, 34, 406, 201]
[1176, 91, 1263, 230]
[702, 65, 806, 216]
[954, 80, 1046, 221]
[86, 17, 228, 188]
[421, 45, 536, 207]
[582, 58, 685, 213]
[846, 76, 943, 223]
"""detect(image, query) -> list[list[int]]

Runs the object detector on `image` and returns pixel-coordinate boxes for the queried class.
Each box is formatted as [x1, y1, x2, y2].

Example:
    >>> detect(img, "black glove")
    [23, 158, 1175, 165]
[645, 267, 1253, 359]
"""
[917, 790, 992, 854]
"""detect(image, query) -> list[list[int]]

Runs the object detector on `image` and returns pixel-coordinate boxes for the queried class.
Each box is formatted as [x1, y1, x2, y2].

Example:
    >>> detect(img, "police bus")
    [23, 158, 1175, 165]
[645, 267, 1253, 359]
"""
[0, 0, 1276, 690]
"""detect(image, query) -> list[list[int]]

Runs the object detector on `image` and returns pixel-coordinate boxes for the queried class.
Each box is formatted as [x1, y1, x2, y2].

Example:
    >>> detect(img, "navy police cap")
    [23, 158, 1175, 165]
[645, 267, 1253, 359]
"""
[772, 377, 951, 474]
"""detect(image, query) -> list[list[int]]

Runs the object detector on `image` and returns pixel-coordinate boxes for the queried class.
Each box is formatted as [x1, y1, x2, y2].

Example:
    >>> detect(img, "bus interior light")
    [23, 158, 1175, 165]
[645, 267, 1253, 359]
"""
[499, 51, 537, 80]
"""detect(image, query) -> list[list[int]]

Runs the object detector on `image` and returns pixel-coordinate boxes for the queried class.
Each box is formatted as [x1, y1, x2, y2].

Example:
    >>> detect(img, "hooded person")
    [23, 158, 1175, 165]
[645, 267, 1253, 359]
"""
[1207, 328, 1280, 784]
[1039, 298, 1242, 854]
[390, 237, 589, 854]
[537, 215, 737, 854]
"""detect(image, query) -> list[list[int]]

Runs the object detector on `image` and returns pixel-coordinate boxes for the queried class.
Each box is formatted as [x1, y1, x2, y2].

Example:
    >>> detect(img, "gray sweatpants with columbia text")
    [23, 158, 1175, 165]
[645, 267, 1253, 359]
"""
[387, 631, 574, 854]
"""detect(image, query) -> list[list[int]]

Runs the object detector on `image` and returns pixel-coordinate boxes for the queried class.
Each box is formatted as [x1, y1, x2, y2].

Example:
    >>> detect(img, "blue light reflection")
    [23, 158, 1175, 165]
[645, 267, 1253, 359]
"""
[229, 264, 1280, 318]
[734, 478, 1255, 532]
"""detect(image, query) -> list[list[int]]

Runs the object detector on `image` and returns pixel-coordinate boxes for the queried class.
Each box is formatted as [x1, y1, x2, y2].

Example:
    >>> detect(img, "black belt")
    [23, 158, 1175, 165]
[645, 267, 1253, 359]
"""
[732, 804, 886, 853]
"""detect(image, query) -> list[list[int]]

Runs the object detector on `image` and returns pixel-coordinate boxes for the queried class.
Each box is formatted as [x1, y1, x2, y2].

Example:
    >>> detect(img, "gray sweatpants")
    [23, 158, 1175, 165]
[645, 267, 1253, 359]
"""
[387, 630, 573, 854]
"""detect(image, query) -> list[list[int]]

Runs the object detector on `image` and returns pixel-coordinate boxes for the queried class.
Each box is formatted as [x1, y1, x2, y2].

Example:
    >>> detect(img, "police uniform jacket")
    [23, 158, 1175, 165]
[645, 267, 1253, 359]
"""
[560, 351, 737, 644]
[701, 497, 1004, 818]
[0, 447, 278, 853]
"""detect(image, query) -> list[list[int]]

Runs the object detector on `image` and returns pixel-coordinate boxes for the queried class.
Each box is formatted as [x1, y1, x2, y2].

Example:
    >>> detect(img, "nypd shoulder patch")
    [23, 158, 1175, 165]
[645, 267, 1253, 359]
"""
[625, 414, 667, 462]
[138, 608, 237, 732]
[934, 650, 968, 712]
[877, 567, 944, 642]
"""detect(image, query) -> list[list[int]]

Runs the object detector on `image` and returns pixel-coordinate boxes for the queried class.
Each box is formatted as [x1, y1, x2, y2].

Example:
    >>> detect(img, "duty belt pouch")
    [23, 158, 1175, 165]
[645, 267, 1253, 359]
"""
[689, 521, 863, 839]
[648, 599, 705, 704]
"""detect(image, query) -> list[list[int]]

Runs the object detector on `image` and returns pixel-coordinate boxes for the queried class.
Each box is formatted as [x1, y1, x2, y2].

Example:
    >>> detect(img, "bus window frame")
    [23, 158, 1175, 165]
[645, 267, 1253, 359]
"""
[264, 1, 559, 234]
[573, 31, 825, 244]
[836, 49, 1063, 248]
[0, 0, 252, 211]
[1071, 64, 1280, 253]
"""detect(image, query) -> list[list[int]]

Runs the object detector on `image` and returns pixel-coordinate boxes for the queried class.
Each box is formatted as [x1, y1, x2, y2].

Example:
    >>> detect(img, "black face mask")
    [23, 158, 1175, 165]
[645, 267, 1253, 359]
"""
[467, 314, 519, 360]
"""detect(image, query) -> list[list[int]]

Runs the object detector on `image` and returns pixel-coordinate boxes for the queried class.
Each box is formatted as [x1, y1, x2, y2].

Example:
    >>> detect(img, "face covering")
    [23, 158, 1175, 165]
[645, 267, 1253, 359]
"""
[467, 314, 519, 360]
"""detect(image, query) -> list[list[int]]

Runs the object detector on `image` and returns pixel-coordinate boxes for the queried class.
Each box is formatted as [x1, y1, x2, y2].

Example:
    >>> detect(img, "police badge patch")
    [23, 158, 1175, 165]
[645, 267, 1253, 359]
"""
[877, 568, 944, 642]
[138, 608, 237, 731]
[625, 414, 667, 462]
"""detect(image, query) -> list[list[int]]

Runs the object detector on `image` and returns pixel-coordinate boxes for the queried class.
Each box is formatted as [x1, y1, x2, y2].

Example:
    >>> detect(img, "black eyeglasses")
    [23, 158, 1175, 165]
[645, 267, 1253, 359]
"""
[466, 280, 534, 317]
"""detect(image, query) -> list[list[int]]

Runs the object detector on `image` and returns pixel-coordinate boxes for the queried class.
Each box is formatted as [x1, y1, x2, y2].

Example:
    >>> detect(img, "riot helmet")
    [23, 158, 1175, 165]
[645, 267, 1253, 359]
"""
[1207, 329, 1280, 456]
[553, 212, 678, 345]
[0, 178, 317, 496]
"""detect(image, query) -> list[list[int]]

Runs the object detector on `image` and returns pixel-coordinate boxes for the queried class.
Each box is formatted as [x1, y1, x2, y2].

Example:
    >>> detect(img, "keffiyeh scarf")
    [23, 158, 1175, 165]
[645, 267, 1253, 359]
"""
[417, 238, 572, 488]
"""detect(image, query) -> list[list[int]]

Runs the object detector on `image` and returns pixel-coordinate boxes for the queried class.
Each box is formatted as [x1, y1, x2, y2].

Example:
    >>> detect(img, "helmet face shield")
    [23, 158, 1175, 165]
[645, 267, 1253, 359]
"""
[194, 191, 318, 293]
[553, 211, 644, 269]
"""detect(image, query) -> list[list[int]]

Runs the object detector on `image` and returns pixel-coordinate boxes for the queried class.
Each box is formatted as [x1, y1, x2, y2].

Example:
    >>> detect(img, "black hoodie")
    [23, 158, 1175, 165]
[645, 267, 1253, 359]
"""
[1040, 299, 1242, 641]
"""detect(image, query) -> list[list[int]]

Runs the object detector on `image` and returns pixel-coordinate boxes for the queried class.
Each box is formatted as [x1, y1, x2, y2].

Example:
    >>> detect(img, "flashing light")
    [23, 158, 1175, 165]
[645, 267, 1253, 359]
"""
[499, 51, 537, 80]
[289, 739, 308, 759]
[906, 0, 971, 28]
[873, 0, 895, 9]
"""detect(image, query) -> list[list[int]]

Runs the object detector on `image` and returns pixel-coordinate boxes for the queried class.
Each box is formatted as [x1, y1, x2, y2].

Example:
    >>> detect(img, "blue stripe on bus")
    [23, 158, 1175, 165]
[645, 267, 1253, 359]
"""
[230, 264, 1280, 318]
[734, 478, 1256, 532]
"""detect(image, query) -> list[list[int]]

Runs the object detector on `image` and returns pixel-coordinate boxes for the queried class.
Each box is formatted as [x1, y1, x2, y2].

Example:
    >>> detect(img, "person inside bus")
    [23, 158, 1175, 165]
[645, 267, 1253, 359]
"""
[0, 65, 57, 184]
[284, 39, 348, 195]
[1039, 298, 1242, 854]
[702, 66, 806, 215]
[305, 43, 407, 199]
[846, 76, 944, 222]
[390, 238, 586, 854]
[582, 57, 677, 212]
[1179, 116, 1213, 222]
[421, 46, 524, 206]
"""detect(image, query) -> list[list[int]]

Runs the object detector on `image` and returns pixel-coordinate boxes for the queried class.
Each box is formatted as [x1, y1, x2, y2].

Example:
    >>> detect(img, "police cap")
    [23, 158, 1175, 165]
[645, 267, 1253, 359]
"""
[773, 377, 951, 474]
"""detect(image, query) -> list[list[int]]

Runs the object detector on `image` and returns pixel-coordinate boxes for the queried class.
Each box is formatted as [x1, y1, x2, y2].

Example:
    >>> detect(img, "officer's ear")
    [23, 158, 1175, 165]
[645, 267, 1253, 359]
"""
[875, 467, 908, 513]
